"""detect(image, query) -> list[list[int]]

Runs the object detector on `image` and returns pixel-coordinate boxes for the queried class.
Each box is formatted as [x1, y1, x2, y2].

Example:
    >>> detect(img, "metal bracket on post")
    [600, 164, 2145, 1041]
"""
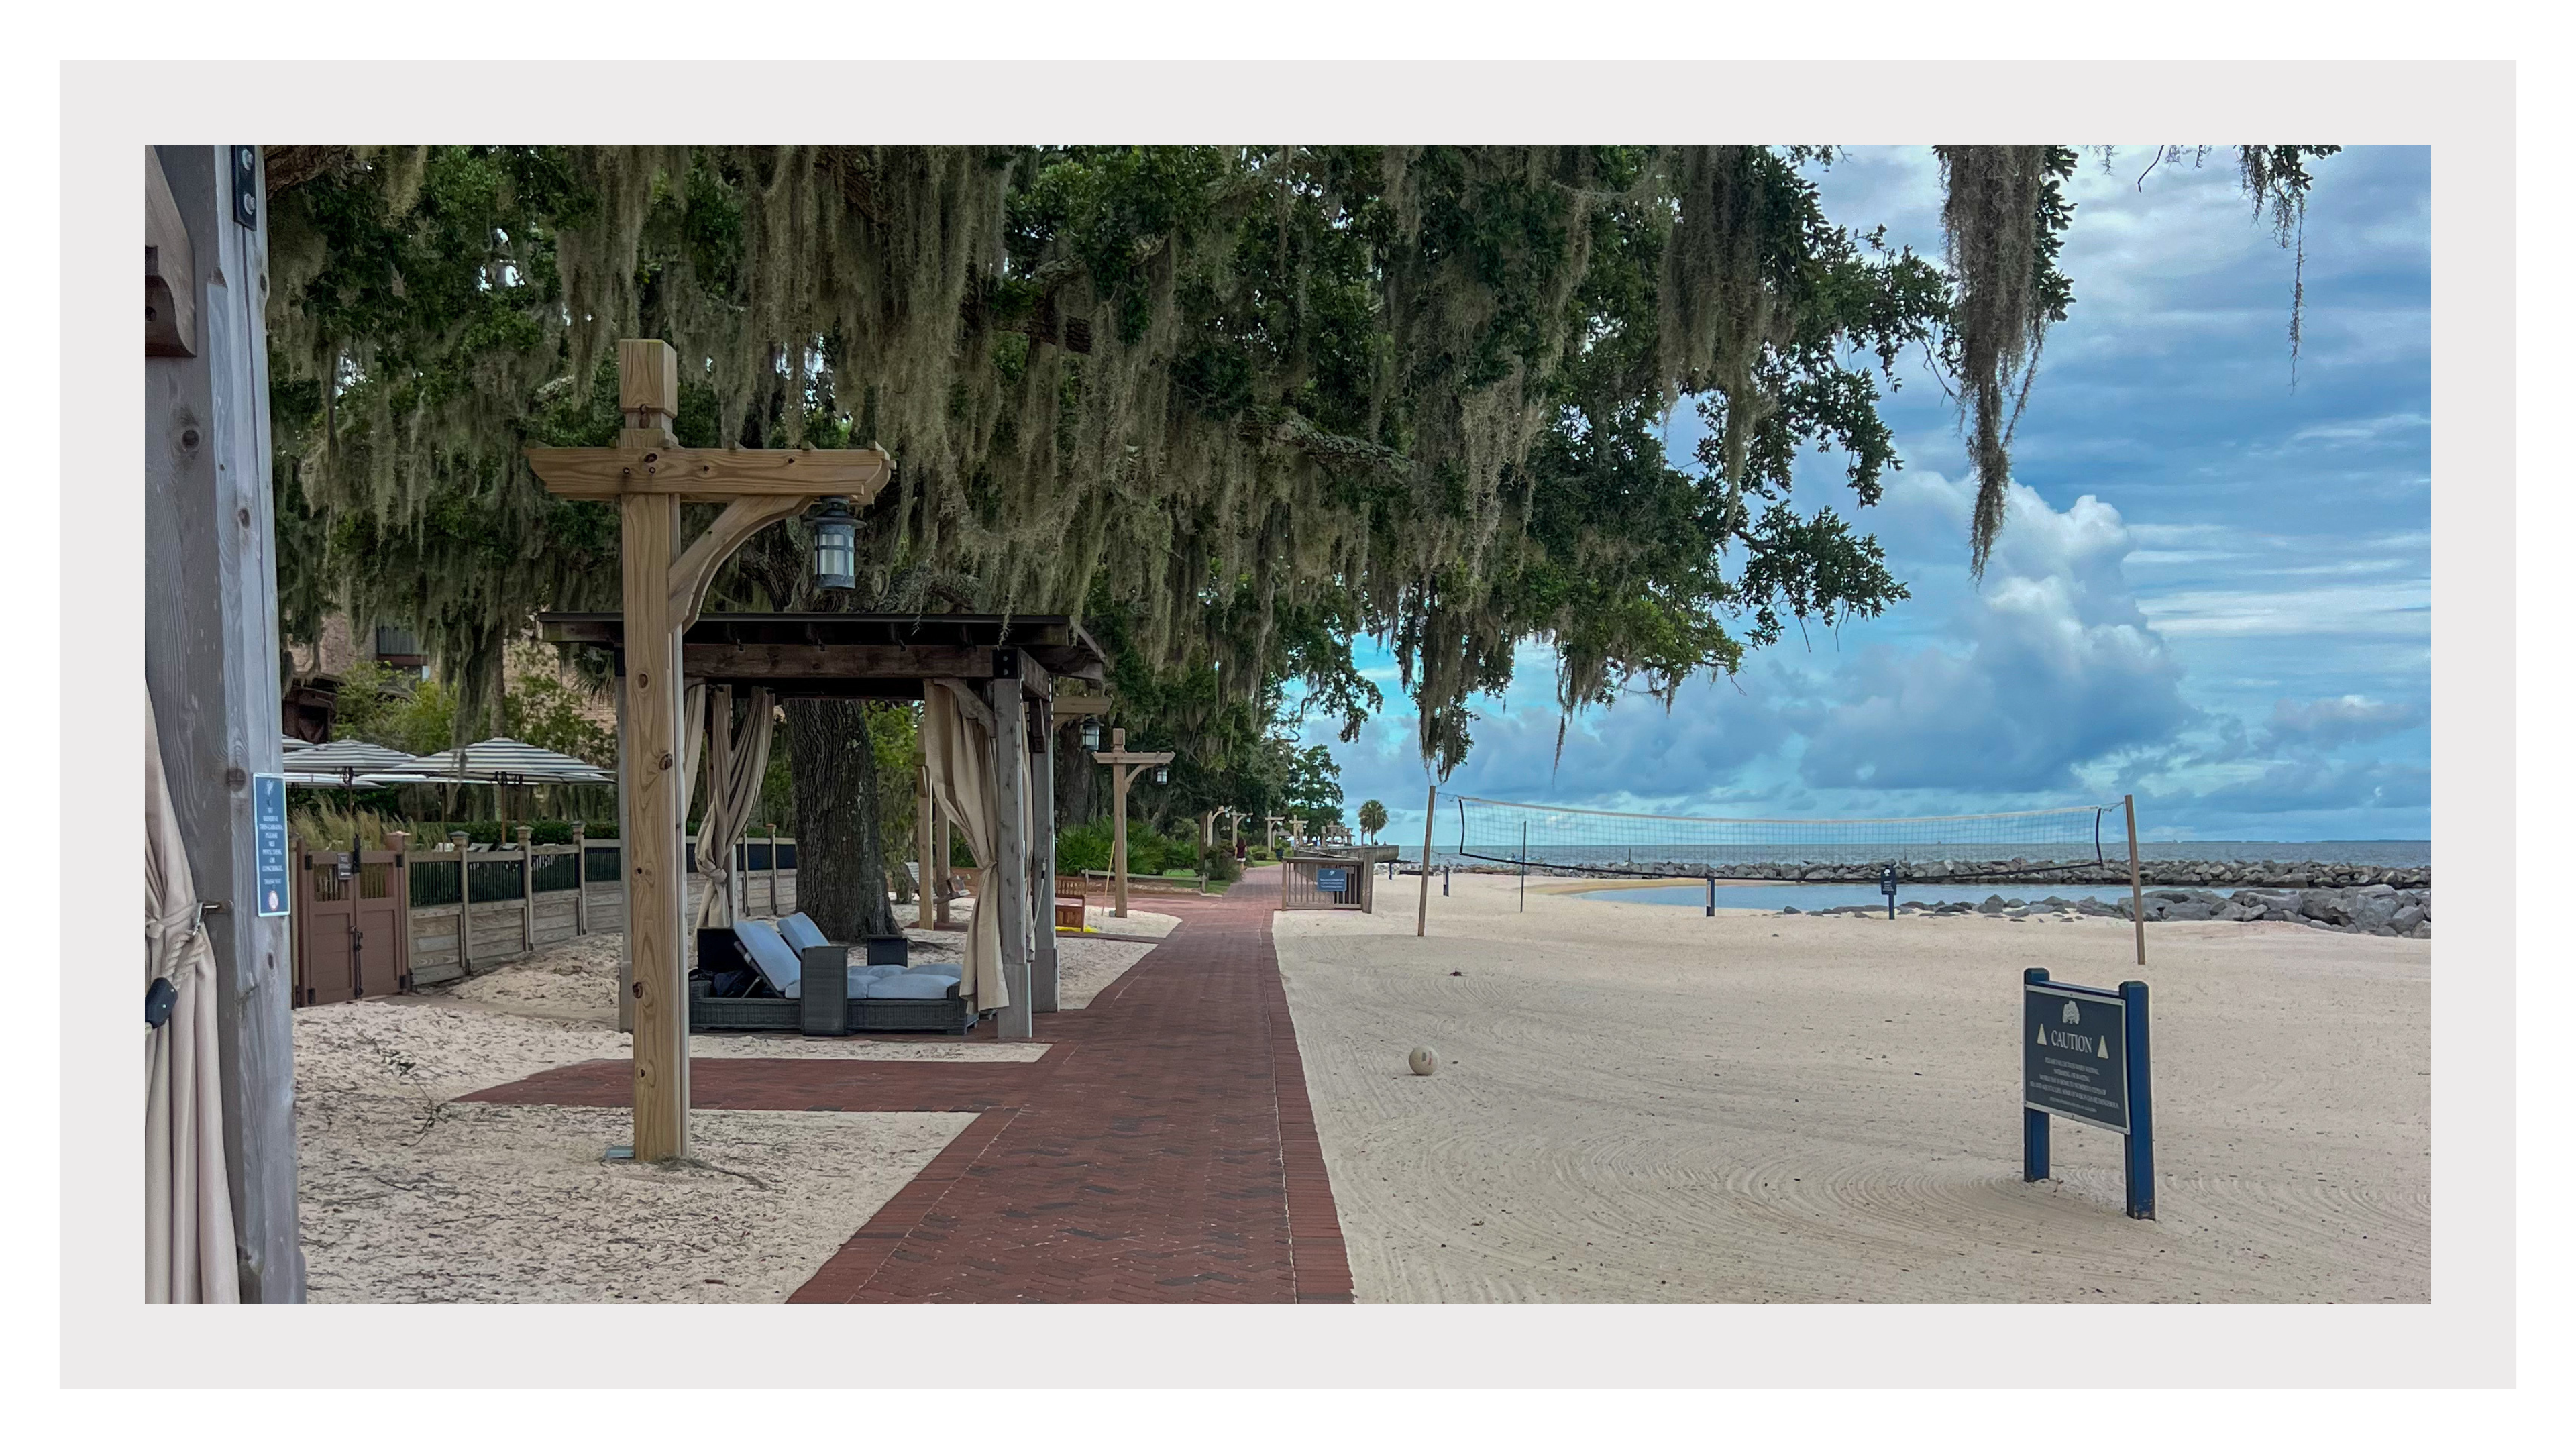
[229, 146, 260, 227]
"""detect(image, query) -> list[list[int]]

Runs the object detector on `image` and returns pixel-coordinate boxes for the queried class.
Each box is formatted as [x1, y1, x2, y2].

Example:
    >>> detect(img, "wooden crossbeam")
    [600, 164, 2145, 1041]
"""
[524, 445, 892, 502]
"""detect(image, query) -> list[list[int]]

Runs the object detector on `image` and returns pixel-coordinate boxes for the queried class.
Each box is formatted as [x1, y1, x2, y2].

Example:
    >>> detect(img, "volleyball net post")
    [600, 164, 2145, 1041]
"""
[2125, 793, 2146, 967]
[1415, 782, 1436, 938]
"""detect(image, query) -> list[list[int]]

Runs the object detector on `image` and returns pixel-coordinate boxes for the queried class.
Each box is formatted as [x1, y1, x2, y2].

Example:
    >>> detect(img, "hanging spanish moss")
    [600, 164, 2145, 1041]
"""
[265, 143, 2332, 778]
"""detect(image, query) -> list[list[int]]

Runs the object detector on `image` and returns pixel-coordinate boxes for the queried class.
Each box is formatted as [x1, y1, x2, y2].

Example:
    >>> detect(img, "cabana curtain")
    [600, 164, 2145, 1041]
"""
[145, 696, 241, 1304]
[694, 686, 775, 930]
[922, 681, 1005, 1011]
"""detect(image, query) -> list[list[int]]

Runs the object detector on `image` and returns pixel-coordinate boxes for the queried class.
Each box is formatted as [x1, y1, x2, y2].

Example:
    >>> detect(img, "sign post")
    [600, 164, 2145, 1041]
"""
[1880, 862, 1898, 920]
[2021, 967, 2155, 1220]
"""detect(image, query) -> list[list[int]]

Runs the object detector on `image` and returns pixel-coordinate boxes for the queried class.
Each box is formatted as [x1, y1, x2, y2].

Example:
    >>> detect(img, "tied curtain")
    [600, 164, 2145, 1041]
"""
[692, 684, 775, 930]
[145, 695, 241, 1304]
[921, 681, 1004, 1012]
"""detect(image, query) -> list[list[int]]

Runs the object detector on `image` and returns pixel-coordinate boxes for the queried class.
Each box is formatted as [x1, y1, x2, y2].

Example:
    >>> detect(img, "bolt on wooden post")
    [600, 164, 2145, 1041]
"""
[526, 338, 890, 1163]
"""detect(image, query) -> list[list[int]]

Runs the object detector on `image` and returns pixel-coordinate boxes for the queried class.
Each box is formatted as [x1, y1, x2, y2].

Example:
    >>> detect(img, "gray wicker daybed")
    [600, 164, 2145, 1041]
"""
[689, 914, 975, 1036]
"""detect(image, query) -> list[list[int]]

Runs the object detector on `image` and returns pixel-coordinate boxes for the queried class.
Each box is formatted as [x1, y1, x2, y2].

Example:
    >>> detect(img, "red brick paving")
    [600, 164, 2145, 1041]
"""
[461, 878, 1354, 1303]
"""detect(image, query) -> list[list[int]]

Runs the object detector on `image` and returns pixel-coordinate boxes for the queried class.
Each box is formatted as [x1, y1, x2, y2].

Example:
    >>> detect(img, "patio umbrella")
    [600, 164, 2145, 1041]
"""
[404, 737, 613, 824]
[146, 696, 239, 1303]
[274, 741, 425, 857]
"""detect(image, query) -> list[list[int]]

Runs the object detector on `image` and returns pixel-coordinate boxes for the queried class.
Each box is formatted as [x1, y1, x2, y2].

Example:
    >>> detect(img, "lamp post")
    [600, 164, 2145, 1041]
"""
[526, 339, 892, 1165]
[1091, 727, 1175, 919]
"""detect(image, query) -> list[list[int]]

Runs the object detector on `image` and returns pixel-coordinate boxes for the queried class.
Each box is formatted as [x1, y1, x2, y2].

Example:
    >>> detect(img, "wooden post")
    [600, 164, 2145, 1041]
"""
[450, 832, 472, 975]
[989, 677, 1034, 1039]
[527, 336, 890, 1163]
[2126, 794, 2147, 967]
[571, 822, 589, 935]
[1030, 694, 1061, 1012]
[515, 826, 536, 952]
[916, 766, 936, 930]
[767, 826, 782, 916]
[612, 656, 633, 1034]
[1417, 783, 1436, 938]
[143, 145, 303, 1301]
[1112, 734, 1130, 920]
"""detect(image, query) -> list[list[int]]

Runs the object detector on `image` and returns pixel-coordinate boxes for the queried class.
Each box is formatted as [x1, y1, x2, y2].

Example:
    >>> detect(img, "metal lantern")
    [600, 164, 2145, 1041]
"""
[808, 496, 858, 590]
[1081, 718, 1102, 751]
[1154, 764, 1169, 784]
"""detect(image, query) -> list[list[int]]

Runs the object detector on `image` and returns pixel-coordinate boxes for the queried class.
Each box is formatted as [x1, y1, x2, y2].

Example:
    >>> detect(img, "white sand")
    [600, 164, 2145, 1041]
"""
[294, 930, 1048, 1303]
[1273, 873, 2429, 1304]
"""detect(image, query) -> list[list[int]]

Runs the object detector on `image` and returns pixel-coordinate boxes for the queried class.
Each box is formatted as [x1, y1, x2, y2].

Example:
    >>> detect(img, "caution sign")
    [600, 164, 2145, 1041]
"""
[2023, 981, 2129, 1134]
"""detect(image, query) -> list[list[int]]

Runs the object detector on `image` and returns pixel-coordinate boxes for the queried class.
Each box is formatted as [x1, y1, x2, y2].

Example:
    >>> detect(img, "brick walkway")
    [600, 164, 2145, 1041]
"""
[463, 878, 1354, 1303]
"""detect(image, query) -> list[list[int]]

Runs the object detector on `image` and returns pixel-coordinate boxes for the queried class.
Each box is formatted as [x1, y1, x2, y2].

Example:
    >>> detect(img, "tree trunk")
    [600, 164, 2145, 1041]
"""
[786, 697, 896, 940]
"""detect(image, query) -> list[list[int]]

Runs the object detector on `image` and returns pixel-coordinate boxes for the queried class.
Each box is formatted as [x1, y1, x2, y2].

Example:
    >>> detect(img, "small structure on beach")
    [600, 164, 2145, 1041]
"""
[539, 608, 1108, 1049]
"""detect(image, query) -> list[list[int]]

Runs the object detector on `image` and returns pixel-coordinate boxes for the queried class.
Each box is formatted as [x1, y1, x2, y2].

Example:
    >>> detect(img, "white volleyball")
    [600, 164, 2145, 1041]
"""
[1408, 1046, 1438, 1076]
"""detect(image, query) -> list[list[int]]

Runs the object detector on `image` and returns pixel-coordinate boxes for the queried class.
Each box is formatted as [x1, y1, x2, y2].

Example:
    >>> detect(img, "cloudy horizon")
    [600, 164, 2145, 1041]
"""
[1302, 145, 2431, 845]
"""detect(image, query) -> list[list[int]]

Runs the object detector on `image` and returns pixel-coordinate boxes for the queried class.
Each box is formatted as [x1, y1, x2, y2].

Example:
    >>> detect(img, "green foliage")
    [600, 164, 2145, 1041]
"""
[328, 659, 460, 758]
[1357, 799, 1387, 841]
[266, 144, 2332, 790]
[288, 802, 405, 851]
[501, 670, 614, 766]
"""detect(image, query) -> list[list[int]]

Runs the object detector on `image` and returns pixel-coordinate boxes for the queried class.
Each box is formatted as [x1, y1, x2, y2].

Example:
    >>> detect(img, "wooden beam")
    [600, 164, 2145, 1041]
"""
[1051, 693, 1112, 718]
[684, 642, 998, 680]
[669, 495, 808, 632]
[618, 338, 680, 423]
[525, 444, 893, 502]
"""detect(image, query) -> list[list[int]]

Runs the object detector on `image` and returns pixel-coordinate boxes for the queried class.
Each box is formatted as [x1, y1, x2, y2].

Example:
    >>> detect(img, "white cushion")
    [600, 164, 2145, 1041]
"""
[863, 971, 955, 1000]
[777, 913, 830, 954]
[733, 920, 804, 998]
[905, 963, 963, 981]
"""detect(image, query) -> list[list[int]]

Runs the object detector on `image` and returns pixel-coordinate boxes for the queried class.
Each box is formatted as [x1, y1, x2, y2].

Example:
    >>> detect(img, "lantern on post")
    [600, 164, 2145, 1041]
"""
[1154, 764, 1169, 785]
[807, 496, 858, 591]
[1080, 716, 1102, 751]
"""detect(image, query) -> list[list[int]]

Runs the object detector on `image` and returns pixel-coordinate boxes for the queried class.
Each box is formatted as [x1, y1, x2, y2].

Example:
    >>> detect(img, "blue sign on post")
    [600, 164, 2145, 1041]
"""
[2021, 968, 2154, 1219]
[253, 773, 292, 917]
[1316, 867, 1348, 894]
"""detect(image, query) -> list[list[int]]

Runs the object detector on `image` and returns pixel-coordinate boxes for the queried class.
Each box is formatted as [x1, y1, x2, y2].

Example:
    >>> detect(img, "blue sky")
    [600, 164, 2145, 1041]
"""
[1308, 146, 2431, 844]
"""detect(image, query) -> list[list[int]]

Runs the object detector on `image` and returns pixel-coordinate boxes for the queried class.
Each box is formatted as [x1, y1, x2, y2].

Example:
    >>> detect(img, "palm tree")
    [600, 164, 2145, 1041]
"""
[1358, 798, 1387, 843]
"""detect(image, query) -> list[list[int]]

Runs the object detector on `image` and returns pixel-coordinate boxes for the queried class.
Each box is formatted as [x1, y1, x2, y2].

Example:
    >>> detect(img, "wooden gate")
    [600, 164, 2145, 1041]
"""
[292, 848, 411, 1006]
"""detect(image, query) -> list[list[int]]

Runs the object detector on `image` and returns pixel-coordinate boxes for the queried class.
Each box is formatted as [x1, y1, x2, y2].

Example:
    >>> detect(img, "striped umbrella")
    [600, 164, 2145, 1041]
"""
[405, 737, 612, 784]
[288, 739, 428, 775]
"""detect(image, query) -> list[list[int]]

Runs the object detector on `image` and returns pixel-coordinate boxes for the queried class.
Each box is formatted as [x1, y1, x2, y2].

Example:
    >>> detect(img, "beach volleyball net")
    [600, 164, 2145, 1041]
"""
[1448, 795, 2127, 881]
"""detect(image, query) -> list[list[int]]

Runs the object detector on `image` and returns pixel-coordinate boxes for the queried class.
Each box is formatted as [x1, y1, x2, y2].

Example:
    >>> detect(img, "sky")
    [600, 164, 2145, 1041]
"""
[1307, 146, 2432, 844]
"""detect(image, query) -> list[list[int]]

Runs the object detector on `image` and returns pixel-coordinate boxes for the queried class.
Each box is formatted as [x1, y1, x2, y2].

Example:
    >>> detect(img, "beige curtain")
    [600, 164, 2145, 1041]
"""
[145, 696, 240, 1304]
[694, 686, 775, 929]
[921, 682, 1004, 1011]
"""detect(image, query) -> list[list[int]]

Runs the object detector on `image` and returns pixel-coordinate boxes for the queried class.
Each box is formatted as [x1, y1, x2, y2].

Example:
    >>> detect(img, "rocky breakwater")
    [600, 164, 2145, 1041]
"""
[1591, 858, 2429, 890]
[1829, 884, 2432, 937]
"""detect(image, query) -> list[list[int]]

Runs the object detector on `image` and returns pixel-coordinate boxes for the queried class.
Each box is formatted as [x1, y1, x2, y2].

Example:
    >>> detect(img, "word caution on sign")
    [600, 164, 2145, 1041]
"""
[2021, 967, 2155, 1220]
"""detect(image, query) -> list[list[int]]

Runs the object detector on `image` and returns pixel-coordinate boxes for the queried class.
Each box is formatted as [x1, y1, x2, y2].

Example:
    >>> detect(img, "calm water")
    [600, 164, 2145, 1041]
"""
[1427, 840, 2430, 871]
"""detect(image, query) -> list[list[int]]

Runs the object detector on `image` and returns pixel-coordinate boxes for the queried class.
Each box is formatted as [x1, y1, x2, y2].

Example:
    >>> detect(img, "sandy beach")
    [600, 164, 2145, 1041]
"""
[294, 911, 1161, 1301]
[1273, 872, 2430, 1303]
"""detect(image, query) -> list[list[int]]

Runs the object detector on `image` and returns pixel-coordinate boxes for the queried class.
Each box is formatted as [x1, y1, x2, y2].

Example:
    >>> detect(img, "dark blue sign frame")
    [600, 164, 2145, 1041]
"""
[252, 773, 292, 918]
[1316, 867, 1349, 894]
[2021, 967, 2154, 1220]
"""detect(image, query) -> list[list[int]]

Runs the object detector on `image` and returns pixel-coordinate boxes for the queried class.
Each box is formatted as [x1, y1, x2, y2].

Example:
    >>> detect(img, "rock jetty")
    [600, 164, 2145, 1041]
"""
[1780, 884, 2431, 937]
[1509, 858, 2428, 890]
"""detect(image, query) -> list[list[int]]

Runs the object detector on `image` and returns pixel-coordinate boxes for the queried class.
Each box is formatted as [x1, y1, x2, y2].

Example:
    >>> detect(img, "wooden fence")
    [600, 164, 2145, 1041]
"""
[288, 828, 802, 998]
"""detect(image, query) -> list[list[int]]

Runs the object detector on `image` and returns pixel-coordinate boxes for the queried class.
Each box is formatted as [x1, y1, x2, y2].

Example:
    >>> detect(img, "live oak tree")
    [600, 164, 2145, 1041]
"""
[264, 144, 2333, 875]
